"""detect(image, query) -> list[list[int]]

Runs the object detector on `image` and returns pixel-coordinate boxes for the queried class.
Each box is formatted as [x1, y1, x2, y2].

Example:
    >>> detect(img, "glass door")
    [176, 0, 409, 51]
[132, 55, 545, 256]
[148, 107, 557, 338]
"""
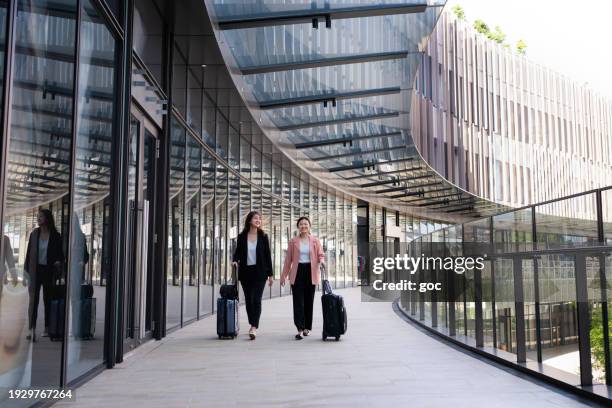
[125, 107, 158, 350]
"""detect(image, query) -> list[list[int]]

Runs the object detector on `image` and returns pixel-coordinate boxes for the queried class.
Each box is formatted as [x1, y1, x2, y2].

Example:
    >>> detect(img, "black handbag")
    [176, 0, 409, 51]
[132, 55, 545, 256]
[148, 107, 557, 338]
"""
[219, 264, 239, 300]
[220, 283, 238, 300]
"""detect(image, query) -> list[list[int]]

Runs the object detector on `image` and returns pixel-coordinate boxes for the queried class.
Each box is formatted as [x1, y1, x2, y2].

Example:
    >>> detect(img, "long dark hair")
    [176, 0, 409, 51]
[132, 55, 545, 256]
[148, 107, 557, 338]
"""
[242, 211, 264, 236]
[39, 208, 59, 235]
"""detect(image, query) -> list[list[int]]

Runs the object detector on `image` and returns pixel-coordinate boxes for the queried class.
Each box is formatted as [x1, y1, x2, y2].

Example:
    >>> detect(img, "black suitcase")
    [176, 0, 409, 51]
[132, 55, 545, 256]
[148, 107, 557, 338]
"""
[48, 299, 65, 341]
[217, 264, 239, 339]
[321, 279, 347, 341]
[81, 283, 94, 299]
[77, 298, 96, 339]
[217, 297, 239, 338]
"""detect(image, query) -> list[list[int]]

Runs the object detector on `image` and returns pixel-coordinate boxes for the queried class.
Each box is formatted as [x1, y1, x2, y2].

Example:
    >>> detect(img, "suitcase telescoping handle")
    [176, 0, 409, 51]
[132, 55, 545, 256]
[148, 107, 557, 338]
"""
[320, 263, 332, 295]
[233, 262, 239, 301]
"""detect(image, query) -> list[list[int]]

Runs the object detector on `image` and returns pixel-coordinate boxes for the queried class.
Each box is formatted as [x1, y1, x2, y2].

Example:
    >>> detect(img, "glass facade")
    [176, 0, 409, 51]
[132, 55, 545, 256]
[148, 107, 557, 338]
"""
[399, 186, 612, 388]
[0, 0, 358, 403]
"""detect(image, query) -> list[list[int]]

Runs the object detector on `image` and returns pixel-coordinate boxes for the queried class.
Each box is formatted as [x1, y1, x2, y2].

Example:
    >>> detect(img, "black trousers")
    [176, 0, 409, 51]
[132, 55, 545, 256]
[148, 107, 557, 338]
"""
[240, 266, 266, 328]
[291, 263, 316, 331]
[29, 264, 54, 330]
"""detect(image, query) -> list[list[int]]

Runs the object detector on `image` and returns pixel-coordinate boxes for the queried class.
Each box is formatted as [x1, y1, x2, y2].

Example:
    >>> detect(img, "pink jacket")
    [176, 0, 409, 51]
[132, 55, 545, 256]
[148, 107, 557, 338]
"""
[281, 235, 326, 285]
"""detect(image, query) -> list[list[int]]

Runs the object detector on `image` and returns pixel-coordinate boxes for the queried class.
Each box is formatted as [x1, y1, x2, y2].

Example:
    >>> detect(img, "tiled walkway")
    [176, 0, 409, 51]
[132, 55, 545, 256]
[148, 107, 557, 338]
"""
[56, 288, 599, 407]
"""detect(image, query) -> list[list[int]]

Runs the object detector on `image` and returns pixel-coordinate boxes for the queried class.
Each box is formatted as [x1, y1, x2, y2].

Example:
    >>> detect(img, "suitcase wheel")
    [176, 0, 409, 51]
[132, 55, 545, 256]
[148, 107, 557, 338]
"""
[335, 336, 340, 341]
[322, 332, 327, 341]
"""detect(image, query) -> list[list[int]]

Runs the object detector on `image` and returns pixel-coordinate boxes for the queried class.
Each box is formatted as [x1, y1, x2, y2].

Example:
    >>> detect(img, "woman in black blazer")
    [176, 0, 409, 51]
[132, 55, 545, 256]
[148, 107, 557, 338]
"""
[24, 209, 64, 341]
[232, 211, 273, 339]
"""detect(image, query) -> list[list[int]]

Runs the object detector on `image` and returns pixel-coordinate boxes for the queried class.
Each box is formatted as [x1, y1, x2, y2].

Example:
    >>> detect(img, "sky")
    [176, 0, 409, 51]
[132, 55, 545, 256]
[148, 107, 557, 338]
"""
[445, 0, 612, 101]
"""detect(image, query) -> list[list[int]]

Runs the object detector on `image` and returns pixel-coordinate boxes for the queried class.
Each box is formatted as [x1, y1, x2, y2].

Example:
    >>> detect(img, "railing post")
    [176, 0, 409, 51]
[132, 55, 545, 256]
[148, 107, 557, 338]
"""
[513, 257, 526, 363]
[574, 254, 592, 386]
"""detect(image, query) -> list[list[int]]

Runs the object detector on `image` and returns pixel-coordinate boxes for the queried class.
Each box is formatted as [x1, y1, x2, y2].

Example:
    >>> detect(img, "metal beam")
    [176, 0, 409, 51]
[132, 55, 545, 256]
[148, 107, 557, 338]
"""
[402, 190, 459, 204]
[312, 145, 408, 162]
[277, 111, 399, 131]
[446, 206, 475, 213]
[360, 173, 431, 188]
[327, 156, 414, 173]
[240, 50, 411, 75]
[259, 87, 401, 110]
[218, 4, 427, 30]
[343, 165, 424, 180]
[376, 181, 441, 195]
[427, 198, 475, 210]
[295, 131, 402, 150]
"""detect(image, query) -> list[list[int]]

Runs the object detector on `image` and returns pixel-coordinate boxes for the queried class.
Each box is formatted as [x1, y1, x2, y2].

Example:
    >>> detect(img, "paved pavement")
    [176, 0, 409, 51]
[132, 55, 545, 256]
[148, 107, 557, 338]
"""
[56, 288, 598, 408]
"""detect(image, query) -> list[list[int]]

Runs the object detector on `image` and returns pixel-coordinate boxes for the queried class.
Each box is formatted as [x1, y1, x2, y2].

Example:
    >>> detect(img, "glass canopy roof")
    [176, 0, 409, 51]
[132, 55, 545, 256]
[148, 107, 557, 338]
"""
[206, 0, 506, 220]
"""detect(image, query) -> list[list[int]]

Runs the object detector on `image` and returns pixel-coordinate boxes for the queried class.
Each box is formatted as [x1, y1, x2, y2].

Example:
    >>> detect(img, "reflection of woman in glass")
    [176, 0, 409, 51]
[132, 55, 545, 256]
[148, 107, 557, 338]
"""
[281, 217, 325, 340]
[1, 235, 17, 293]
[231, 211, 273, 340]
[24, 209, 64, 341]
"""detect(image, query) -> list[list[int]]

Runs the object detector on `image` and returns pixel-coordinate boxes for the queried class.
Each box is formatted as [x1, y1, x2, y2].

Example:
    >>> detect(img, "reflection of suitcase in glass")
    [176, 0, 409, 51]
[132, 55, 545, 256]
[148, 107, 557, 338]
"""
[48, 299, 65, 341]
[77, 298, 96, 340]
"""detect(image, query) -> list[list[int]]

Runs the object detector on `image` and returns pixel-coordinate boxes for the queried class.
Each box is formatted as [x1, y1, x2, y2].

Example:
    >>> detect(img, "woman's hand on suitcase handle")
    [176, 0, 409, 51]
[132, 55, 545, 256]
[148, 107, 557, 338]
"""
[267, 276, 274, 287]
[231, 261, 239, 268]
[280, 277, 285, 287]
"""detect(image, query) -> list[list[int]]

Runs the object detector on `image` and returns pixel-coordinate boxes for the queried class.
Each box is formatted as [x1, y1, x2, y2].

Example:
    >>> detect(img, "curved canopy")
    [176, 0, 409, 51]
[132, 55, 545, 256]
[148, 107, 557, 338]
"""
[206, 0, 505, 221]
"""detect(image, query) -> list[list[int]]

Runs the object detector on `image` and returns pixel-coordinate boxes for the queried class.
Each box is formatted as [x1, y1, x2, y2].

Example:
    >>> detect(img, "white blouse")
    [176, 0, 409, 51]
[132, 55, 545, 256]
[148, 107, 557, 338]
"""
[246, 239, 257, 266]
[298, 240, 310, 263]
[38, 238, 49, 265]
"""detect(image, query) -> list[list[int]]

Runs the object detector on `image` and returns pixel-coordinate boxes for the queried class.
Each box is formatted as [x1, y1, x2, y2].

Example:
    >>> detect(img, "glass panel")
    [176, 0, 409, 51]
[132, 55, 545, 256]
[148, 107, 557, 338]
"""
[172, 42, 187, 119]
[251, 148, 261, 186]
[261, 194, 272, 300]
[262, 155, 272, 192]
[240, 136, 250, 179]
[271, 198, 282, 297]
[538, 254, 579, 376]
[199, 149, 215, 316]
[495, 258, 516, 354]
[187, 69, 203, 136]
[228, 126, 239, 170]
[183, 136, 200, 322]
[216, 112, 228, 161]
[202, 94, 216, 148]
[66, 0, 117, 382]
[523, 259, 537, 361]
[133, 0, 164, 86]
[482, 260, 495, 347]
[214, 160, 228, 298]
[586, 255, 606, 384]
[272, 163, 281, 196]
[281, 201, 291, 296]
[493, 208, 533, 253]
[535, 193, 598, 250]
[327, 195, 336, 288]
[0, 0, 77, 397]
[166, 117, 184, 330]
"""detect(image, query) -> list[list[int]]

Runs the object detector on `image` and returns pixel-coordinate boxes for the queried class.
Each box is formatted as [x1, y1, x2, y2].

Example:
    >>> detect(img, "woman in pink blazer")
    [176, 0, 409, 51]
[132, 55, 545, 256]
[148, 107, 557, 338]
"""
[280, 216, 325, 340]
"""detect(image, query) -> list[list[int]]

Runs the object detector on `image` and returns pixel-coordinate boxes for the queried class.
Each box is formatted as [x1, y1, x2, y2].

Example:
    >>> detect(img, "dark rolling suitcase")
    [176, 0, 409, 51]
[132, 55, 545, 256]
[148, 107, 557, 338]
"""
[217, 297, 239, 339]
[217, 264, 239, 339]
[77, 298, 96, 339]
[321, 265, 347, 341]
[48, 299, 65, 341]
